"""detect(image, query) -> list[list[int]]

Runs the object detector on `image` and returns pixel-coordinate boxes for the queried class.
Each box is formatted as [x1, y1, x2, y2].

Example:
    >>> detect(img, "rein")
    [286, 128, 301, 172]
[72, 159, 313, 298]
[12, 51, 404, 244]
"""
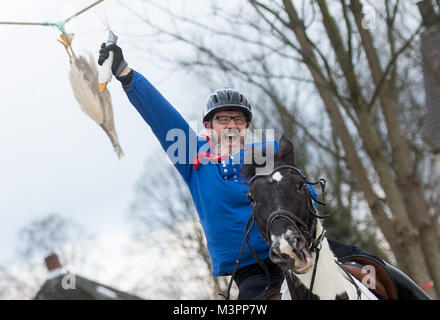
[249, 165, 330, 297]
[248, 165, 362, 299]
[220, 213, 272, 300]
[222, 164, 328, 300]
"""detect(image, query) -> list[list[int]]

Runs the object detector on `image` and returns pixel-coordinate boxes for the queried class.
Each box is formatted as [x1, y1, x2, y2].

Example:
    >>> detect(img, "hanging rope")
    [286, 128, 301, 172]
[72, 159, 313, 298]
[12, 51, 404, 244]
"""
[0, 21, 56, 26]
[0, 0, 124, 158]
[64, 0, 106, 24]
[0, 0, 105, 27]
[0, 0, 106, 59]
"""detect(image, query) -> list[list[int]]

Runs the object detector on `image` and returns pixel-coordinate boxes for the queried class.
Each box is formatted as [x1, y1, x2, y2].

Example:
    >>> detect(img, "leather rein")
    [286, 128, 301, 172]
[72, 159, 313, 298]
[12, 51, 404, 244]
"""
[248, 165, 362, 300]
[222, 165, 328, 299]
[249, 165, 329, 295]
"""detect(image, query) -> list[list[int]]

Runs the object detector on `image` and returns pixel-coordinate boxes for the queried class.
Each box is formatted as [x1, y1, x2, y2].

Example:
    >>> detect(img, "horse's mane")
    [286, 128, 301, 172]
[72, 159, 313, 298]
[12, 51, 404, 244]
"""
[241, 136, 296, 182]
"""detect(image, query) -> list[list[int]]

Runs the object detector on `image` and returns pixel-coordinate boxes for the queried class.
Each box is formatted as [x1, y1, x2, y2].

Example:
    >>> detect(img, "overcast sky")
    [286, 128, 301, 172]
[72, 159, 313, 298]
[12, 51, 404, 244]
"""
[0, 0, 207, 271]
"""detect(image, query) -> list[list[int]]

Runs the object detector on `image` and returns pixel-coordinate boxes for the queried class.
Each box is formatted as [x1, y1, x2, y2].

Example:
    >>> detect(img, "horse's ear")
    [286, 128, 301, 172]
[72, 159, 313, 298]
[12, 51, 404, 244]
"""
[279, 135, 296, 166]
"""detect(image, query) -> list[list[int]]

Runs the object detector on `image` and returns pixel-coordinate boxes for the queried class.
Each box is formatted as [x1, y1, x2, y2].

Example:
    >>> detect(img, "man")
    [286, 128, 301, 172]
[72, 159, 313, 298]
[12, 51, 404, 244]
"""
[98, 43, 387, 300]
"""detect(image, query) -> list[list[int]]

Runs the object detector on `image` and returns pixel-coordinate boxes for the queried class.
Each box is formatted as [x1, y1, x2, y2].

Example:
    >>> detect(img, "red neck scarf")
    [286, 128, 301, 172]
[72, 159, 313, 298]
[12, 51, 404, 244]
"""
[192, 135, 247, 170]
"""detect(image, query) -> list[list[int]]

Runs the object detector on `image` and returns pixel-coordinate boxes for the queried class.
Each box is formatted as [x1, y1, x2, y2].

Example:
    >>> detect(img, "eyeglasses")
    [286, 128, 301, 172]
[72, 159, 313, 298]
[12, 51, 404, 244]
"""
[212, 115, 247, 125]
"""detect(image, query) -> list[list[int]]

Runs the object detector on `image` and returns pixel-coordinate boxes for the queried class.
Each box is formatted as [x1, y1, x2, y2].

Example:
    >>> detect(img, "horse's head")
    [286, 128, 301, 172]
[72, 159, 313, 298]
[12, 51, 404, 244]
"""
[242, 135, 319, 274]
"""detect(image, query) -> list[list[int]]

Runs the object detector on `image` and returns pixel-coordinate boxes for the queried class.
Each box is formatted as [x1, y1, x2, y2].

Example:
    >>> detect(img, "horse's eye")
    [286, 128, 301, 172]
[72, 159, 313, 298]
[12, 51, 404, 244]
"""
[297, 181, 305, 190]
[248, 192, 254, 202]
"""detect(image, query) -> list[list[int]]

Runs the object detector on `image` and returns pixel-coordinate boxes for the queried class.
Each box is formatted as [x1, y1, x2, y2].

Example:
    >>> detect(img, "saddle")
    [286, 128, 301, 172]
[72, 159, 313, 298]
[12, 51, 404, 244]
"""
[262, 255, 431, 300]
[339, 255, 398, 300]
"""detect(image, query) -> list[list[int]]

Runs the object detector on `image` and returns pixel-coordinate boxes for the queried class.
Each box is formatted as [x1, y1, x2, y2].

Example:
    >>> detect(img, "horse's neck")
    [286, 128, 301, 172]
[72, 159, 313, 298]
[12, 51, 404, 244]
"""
[296, 221, 351, 299]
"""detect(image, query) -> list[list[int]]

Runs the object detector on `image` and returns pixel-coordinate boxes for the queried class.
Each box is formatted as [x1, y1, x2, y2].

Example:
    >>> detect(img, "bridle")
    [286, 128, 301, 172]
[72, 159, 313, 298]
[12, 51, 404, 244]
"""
[245, 164, 362, 300]
[248, 165, 330, 297]
[221, 164, 328, 300]
[248, 164, 328, 251]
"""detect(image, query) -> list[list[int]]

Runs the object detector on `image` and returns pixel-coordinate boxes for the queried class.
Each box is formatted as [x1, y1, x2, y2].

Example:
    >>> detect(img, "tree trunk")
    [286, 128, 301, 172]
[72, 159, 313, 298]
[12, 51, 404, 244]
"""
[279, 0, 438, 298]
[350, 0, 440, 298]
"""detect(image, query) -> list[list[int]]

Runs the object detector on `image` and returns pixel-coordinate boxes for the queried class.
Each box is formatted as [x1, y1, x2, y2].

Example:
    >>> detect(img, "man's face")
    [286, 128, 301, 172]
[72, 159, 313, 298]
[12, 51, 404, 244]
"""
[204, 109, 250, 154]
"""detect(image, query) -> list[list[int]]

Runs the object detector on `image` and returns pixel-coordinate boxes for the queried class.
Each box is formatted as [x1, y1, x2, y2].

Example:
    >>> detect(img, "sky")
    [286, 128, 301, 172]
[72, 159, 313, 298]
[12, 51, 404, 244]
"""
[0, 0, 206, 277]
[2, 0, 433, 300]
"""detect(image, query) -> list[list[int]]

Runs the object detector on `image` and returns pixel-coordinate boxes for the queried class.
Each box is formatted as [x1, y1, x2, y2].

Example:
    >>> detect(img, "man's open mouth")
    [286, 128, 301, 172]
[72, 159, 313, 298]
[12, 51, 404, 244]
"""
[223, 130, 241, 144]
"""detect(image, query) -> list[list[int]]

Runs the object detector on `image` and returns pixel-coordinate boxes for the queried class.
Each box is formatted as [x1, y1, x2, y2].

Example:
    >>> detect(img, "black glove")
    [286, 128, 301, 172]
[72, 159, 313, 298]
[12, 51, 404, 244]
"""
[98, 43, 128, 77]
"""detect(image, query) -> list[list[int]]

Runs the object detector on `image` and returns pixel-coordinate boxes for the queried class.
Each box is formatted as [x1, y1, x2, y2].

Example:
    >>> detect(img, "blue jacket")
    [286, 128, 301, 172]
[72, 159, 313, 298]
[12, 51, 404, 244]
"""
[124, 70, 317, 276]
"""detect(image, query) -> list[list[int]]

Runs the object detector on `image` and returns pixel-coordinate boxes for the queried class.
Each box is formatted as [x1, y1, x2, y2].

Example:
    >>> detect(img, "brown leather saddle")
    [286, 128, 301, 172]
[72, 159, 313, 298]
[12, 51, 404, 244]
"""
[339, 255, 398, 300]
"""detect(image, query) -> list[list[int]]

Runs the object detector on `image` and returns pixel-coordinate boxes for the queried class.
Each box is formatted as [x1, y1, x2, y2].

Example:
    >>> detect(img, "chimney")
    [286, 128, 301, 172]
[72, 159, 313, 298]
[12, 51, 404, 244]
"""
[44, 253, 62, 272]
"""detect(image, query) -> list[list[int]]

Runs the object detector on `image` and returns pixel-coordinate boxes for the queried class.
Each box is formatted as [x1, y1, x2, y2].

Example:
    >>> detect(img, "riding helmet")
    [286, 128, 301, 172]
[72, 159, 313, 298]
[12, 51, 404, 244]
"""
[203, 88, 253, 123]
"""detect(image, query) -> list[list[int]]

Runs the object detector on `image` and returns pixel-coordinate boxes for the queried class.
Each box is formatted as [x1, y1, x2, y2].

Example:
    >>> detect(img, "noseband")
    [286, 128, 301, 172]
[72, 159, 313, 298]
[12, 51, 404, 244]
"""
[248, 164, 327, 251]
[247, 164, 330, 297]
[222, 164, 327, 300]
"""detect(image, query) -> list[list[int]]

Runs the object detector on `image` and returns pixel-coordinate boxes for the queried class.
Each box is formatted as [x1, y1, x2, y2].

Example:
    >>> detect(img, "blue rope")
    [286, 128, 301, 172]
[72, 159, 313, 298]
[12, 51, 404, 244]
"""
[55, 21, 65, 33]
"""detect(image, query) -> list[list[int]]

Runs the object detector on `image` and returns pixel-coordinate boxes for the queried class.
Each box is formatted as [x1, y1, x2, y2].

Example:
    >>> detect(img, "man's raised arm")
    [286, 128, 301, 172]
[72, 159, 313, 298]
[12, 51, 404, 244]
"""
[98, 42, 196, 182]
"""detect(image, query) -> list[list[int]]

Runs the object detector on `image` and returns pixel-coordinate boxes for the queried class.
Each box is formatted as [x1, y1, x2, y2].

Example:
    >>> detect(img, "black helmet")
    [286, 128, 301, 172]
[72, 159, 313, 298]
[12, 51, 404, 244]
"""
[203, 88, 252, 123]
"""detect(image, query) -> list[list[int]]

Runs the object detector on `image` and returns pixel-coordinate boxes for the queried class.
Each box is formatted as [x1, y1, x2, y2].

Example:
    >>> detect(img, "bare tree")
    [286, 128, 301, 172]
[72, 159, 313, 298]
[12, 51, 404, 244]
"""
[117, 0, 440, 298]
[0, 213, 94, 299]
[130, 153, 235, 299]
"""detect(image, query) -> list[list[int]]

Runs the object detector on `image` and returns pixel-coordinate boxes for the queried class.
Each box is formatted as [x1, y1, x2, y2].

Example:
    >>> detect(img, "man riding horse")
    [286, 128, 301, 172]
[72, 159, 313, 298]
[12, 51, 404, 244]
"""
[98, 43, 431, 300]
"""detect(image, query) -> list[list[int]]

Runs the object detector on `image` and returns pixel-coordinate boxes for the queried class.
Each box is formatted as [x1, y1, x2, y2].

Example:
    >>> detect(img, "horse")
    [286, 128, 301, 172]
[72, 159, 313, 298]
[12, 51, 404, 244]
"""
[240, 135, 380, 300]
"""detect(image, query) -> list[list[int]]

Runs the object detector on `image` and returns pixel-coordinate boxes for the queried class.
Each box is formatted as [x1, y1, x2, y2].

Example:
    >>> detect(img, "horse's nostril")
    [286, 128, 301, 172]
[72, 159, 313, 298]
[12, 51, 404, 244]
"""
[280, 253, 291, 260]
[296, 238, 306, 251]
[270, 247, 281, 259]
[270, 247, 290, 260]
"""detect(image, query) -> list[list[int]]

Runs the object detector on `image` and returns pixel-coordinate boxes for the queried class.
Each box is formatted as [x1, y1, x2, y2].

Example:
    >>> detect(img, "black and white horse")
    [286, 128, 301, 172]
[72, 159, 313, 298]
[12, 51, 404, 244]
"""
[241, 136, 377, 300]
